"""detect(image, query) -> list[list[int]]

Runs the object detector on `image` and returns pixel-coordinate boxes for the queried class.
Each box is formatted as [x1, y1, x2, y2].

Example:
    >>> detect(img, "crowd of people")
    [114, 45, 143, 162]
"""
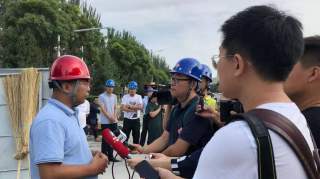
[28, 5, 319, 179]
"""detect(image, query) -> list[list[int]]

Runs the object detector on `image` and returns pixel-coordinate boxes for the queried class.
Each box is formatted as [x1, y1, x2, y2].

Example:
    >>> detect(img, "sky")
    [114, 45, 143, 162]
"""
[85, 0, 320, 77]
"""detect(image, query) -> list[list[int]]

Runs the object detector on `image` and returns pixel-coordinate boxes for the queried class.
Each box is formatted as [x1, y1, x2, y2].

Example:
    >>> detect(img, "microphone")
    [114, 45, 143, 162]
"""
[102, 128, 131, 159]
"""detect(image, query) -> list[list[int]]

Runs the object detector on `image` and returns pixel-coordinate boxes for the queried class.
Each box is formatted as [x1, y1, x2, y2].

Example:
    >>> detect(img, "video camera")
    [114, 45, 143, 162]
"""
[153, 84, 178, 105]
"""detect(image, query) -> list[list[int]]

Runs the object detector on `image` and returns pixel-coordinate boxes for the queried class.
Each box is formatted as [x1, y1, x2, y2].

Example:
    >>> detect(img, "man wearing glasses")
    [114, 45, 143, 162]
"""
[153, 5, 314, 179]
[130, 58, 214, 157]
[192, 5, 314, 179]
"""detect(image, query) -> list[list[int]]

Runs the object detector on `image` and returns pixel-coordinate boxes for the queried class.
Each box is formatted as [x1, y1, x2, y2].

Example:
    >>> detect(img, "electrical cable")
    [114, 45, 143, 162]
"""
[130, 170, 136, 179]
[111, 154, 134, 179]
[111, 155, 116, 179]
[124, 158, 131, 179]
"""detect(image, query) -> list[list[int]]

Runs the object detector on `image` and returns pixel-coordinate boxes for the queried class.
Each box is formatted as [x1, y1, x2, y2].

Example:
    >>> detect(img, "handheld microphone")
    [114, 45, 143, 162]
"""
[102, 128, 131, 159]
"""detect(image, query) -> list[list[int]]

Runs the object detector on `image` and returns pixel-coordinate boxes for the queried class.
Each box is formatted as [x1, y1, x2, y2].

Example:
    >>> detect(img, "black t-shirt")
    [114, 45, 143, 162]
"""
[166, 96, 215, 155]
[302, 107, 320, 149]
[87, 102, 100, 124]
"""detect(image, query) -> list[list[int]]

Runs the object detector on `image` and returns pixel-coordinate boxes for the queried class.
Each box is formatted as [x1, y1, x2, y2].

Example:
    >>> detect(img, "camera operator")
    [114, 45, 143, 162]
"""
[144, 92, 164, 144]
[153, 86, 176, 130]
[140, 86, 157, 146]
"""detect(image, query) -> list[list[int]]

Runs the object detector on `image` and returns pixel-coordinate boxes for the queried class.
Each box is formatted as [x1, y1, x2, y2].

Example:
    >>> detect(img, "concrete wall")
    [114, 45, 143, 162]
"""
[0, 68, 51, 179]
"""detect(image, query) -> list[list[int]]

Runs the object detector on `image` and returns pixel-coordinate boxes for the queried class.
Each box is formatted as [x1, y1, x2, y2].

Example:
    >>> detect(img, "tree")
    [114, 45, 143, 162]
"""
[1, 0, 58, 67]
[107, 28, 170, 92]
[0, 0, 170, 95]
[149, 53, 170, 84]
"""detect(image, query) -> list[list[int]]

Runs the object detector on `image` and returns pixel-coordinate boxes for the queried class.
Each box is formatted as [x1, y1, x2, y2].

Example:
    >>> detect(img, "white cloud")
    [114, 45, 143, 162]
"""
[85, 0, 320, 77]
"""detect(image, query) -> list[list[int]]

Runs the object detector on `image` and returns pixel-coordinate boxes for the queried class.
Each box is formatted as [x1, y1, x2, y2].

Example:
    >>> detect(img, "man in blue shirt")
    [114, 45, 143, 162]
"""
[30, 55, 108, 179]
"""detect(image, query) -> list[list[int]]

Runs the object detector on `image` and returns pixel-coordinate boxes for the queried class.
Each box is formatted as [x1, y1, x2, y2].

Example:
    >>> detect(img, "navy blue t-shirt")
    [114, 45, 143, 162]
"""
[166, 96, 214, 155]
[302, 107, 320, 152]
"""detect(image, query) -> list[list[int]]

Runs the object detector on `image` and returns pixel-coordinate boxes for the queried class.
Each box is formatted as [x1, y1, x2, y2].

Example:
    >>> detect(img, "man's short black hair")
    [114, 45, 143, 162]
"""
[300, 36, 320, 68]
[221, 5, 304, 81]
[48, 80, 61, 89]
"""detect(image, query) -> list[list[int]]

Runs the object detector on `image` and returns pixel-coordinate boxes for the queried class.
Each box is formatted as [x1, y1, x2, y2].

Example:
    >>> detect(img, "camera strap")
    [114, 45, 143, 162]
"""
[232, 109, 320, 179]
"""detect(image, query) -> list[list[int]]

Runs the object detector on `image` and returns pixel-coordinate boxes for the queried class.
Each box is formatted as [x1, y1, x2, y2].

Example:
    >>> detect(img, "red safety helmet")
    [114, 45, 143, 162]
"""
[49, 55, 90, 81]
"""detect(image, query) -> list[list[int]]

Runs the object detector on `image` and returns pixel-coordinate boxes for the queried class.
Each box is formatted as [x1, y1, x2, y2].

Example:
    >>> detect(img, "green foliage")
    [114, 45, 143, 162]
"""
[107, 28, 170, 93]
[0, 0, 170, 96]
[150, 53, 170, 84]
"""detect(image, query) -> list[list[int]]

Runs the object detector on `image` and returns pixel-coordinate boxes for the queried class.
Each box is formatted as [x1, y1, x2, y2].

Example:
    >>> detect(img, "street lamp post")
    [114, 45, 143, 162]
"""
[80, 45, 84, 60]
[73, 27, 107, 60]
[74, 27, 107, 33]
[55, 27, 107, 58]
[150, 48, 166, 83]
[54, 35, 63, 57]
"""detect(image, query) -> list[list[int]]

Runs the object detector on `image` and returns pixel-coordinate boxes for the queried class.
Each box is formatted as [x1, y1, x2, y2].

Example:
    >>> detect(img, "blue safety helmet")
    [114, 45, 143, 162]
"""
[128, 81, 138, 90]
[105, 79, 116, 87]
[170, 58, 202, 81]
[200, 64, 213, 82]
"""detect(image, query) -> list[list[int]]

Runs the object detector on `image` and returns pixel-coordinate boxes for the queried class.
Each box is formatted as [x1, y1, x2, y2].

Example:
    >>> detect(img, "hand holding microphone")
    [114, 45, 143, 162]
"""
[128, 143, 144, 154]
[102, 129, 160, 179]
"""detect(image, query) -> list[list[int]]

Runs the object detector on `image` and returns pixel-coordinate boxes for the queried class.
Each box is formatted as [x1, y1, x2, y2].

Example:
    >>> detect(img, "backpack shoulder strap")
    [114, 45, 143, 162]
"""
[247, 109, 320, 179]
[231, 113, 277, 179]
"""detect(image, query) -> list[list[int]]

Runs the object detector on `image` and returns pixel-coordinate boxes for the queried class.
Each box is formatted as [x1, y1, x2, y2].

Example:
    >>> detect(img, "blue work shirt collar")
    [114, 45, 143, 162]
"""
[48, 98, 76, 116]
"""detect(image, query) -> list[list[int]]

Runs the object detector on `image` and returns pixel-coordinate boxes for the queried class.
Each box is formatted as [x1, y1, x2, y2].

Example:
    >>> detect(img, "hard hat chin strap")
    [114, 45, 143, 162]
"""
[180, 80, 198, 104]
[53, 81, 69, 96]
[53, 80, 80, 107]
[69, 80, 80, 107]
